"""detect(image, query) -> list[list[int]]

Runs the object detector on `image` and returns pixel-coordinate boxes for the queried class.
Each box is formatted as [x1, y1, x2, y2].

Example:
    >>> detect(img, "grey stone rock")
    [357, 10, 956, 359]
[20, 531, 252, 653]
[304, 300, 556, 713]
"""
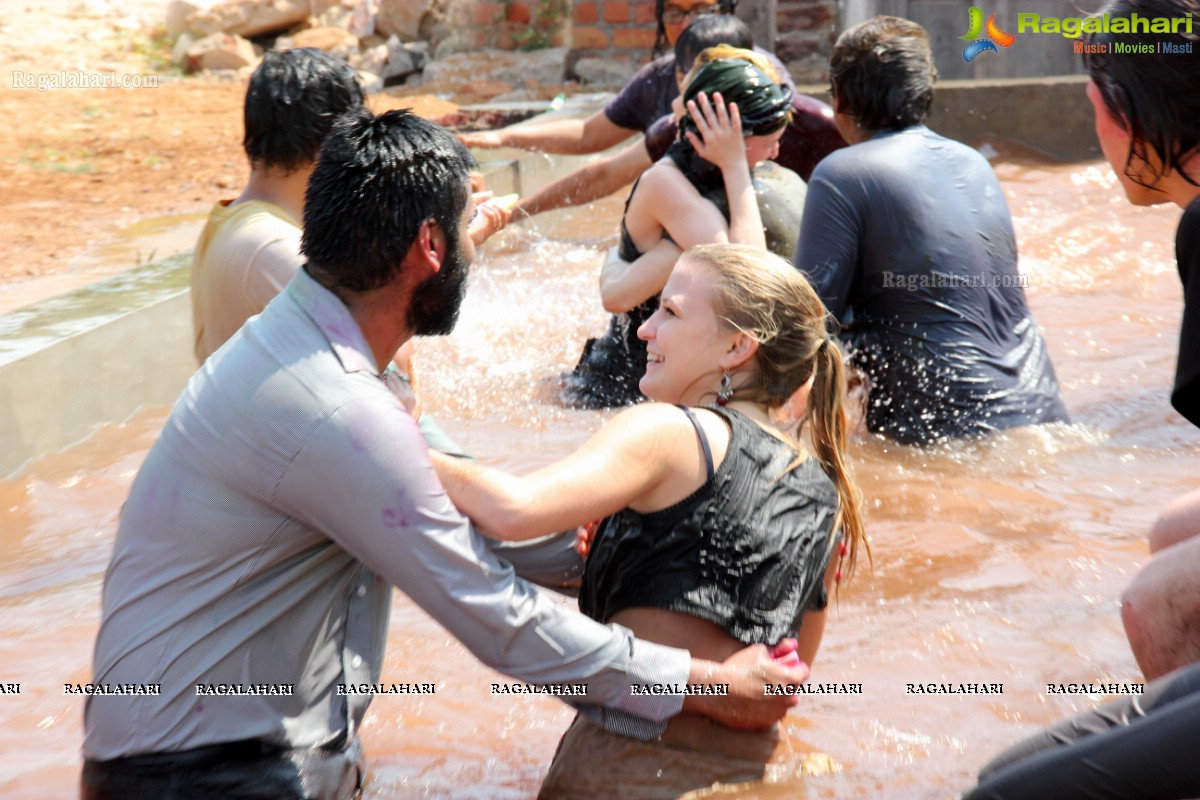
[376, 0, 431, 42]
[187, 0, 310, 38]
[184, 31, 259, 73]
[572, 56, 636, 86]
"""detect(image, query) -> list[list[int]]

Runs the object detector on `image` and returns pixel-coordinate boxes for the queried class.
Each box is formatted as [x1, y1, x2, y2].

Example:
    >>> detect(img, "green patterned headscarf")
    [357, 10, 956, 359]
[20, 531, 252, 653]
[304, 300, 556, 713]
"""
[679, 57, 793, 139]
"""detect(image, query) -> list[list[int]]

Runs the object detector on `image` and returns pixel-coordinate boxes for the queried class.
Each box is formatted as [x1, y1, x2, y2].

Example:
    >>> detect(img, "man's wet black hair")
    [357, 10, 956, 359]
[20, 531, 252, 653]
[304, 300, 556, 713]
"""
[243, 48, 365, 174]
[1083, 0, 1200, 188]
[829, 16, 936, 132]
[674, 14, 753, 72]
[652, 0, 739, 56]
[301, 107, 475, 293]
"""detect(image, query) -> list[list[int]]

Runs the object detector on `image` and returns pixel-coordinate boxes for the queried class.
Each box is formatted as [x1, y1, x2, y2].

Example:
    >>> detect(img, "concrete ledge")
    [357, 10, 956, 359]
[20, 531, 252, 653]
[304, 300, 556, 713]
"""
[797, 75, 1097, 161]
[929, 76, 1097, 162]
[0, 289, 194, 476]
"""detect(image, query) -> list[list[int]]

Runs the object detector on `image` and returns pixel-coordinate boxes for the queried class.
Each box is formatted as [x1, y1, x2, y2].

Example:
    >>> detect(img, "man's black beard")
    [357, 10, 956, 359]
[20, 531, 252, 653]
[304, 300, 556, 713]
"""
[409, 227, 470, 337]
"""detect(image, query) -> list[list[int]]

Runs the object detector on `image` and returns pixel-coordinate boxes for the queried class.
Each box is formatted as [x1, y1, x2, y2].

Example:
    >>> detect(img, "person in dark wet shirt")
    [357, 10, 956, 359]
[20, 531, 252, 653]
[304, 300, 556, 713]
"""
[794, 16, 1069, 446]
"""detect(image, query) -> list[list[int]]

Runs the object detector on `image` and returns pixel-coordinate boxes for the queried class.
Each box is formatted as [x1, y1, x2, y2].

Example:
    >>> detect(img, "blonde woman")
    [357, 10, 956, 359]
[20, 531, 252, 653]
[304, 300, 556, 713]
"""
[434, 243, 866, 798]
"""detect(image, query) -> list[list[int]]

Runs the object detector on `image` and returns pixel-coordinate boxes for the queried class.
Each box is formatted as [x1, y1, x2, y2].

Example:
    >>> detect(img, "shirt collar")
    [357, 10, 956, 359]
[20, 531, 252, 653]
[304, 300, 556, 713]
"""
[287, 267, 381, 376]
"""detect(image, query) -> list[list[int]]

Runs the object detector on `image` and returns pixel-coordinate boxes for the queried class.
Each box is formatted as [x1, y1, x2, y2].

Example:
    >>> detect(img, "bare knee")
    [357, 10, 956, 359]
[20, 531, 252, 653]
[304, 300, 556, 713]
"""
[1121, 572, 1157, 670]
[1122, 541, 1200, 681]
[1148, 487, 1200, 553]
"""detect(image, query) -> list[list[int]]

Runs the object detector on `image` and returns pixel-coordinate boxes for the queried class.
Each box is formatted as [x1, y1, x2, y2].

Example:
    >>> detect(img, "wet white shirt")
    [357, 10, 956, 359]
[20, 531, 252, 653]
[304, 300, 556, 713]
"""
[84, 268, 689, 760]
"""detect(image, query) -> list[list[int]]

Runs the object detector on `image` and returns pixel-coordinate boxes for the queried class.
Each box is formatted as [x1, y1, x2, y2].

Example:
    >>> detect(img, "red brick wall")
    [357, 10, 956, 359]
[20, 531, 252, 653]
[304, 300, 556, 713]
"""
[567, 0, 661, 75]
[452, 1, 572, 51]
[449, 0, 836, 85]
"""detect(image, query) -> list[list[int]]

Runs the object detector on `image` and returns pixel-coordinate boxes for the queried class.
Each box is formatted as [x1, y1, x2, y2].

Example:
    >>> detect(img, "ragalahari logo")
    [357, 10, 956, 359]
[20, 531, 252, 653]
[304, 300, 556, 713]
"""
[961, 7, 1016, 62]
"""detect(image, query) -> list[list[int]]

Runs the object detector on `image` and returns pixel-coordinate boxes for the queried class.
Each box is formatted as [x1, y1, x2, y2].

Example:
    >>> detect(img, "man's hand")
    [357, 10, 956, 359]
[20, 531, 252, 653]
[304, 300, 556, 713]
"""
[469, 191, 514, 246]
[683, 643, 808, 730]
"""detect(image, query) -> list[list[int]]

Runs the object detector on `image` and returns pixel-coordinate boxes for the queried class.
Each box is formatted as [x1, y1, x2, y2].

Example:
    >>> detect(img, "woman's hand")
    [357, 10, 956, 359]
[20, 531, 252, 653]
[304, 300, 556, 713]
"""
[468, 191, 514, 246]
[458, 131, 503, 149]
[575, 520, 601, 557]
[684, 91, 749, 174]
[685, 90, 766, 249]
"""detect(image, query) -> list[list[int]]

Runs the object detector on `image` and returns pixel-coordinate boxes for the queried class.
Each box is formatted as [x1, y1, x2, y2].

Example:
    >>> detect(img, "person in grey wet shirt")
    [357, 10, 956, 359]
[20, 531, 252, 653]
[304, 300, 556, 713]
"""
[81, 108, 806, 800]
[793, 16, 1068, 446]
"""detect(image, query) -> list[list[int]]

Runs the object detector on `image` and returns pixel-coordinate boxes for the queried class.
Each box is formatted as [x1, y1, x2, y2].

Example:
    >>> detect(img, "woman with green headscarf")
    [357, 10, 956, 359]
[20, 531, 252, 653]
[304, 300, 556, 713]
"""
[561, 46, 806, 410]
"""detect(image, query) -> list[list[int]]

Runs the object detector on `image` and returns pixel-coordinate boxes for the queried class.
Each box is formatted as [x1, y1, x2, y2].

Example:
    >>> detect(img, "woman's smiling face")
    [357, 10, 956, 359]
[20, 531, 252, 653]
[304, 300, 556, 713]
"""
[637, 256, 738, 405]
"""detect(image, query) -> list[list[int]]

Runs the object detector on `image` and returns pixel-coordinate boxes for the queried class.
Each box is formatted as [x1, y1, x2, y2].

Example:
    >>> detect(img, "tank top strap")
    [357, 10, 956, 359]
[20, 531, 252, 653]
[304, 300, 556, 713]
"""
[674, 405, 715, 481]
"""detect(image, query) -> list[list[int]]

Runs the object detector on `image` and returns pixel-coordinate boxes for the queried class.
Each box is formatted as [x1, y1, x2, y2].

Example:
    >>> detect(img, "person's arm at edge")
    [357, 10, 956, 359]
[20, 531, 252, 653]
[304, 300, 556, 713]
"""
[459, 109, 635, 155]
[276, 396, 807, 732]
[467, 191, 513, 246]
[516, 138, 653, 218]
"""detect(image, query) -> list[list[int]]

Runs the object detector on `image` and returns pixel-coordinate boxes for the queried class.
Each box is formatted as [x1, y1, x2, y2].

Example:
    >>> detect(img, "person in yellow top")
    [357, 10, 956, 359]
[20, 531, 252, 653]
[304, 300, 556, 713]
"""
[191, 48, 510, 375]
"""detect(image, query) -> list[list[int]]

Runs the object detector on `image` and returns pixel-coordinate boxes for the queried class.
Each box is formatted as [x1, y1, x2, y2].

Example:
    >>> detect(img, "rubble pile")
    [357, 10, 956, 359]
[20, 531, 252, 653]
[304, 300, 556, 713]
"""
[164, 0, 511, 92]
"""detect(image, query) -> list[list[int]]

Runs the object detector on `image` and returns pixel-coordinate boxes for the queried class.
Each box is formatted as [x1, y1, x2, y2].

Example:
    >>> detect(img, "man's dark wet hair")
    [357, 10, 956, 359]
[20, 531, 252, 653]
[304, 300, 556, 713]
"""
[829, 16, 937, 132]
[243, 48, 365, 174]
[301, 107, 475, 293]
[1083, 0, 1200, 188]
[674, 14, 753, 72]
[653, 0, 739, 56]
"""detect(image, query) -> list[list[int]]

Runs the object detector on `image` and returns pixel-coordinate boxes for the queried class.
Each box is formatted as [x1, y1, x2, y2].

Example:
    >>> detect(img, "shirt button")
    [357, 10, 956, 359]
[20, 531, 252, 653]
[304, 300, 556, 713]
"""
[351, 655, 363, 669]
[356, 585, 367, 598]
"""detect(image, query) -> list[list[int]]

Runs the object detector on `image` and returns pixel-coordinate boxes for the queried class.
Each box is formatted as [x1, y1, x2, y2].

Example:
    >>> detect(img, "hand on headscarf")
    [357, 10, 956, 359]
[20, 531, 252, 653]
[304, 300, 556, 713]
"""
[684, 91, 749, 173]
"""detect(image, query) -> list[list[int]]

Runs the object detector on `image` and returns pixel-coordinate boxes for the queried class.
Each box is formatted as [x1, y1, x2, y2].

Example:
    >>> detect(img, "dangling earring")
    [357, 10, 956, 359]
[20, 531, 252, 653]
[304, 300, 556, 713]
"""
[716, 370, 733, 406]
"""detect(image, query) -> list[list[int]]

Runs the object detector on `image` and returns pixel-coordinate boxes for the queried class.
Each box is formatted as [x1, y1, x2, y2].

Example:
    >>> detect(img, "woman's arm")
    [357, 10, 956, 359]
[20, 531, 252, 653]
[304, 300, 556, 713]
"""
[684, 92, 766, 250]
[431, 403, 688, 541]
[458, 110, 634, 155]
[793, 552, 839, 667]
[599, 239, 682, 314]
[517, 138, 653, 218]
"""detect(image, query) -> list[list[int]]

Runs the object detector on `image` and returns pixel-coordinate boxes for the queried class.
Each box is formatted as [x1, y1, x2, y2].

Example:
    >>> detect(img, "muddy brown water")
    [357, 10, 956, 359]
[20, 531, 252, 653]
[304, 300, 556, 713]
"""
[1, 158, 1196, 798]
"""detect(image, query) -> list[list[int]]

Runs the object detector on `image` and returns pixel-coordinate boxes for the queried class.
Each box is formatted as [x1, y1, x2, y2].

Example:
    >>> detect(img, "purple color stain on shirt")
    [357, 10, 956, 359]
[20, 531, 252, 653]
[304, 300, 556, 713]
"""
[345, 410, 375, 454]
[382, 508, 409, 529]
[313, 304, 351, 341]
